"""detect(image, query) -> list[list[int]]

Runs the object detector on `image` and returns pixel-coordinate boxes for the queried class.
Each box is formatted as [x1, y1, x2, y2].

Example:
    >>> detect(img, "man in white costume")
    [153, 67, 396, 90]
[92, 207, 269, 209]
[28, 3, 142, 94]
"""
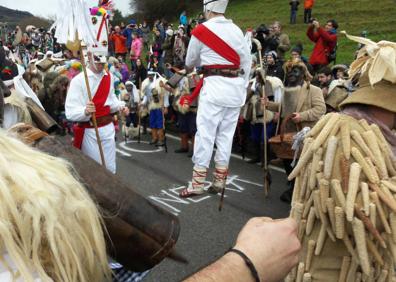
[179, 0, 251, 197]
[65, 53, 128, 174]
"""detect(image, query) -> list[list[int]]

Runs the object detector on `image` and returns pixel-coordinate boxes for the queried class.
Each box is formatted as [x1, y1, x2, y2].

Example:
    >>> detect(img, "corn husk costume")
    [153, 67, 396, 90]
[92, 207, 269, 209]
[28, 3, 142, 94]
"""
[286, 34, 396, 281]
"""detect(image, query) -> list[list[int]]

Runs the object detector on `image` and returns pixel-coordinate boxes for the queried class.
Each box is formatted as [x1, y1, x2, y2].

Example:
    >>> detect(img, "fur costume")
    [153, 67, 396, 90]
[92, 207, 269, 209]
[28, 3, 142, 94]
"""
[0, 129, 110, 281]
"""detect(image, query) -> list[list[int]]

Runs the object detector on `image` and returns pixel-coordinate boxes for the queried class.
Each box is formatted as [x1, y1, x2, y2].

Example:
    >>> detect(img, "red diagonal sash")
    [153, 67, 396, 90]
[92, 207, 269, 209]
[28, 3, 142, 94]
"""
[73, 72, 111, 149]
[180, 24, 241, 107]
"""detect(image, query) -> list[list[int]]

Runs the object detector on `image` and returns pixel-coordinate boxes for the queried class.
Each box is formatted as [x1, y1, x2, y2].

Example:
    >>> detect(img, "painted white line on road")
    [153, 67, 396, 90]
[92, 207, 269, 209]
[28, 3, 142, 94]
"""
[119, 140, 163, 154]
[116, 149, 132, 157]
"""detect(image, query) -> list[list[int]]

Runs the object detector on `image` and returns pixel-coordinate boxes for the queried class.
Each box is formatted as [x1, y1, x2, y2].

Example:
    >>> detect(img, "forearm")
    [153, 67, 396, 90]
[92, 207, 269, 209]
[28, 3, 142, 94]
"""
[184, 252, 254, 282]
[267, 101, 280, 112]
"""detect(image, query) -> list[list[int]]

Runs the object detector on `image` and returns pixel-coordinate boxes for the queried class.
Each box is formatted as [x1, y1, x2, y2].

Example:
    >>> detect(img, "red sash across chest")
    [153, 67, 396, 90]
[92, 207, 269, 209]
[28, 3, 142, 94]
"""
[73, 72, 112, 149]
[179, 24, 241, 107]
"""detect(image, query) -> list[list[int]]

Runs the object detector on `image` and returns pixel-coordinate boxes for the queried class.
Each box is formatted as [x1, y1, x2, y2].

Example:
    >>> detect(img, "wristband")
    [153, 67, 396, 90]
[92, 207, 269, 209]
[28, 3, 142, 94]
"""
[228, 248, 260, 282]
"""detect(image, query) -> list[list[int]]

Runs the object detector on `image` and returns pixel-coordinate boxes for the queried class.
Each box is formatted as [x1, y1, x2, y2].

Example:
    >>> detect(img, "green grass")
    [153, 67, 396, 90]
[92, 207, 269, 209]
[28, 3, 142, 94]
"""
[220, 0, 396, 64]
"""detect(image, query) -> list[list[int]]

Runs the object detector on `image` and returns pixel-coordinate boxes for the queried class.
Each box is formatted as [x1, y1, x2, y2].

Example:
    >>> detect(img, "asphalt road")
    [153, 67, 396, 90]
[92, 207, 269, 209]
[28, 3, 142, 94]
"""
[115, 132, 291, 282]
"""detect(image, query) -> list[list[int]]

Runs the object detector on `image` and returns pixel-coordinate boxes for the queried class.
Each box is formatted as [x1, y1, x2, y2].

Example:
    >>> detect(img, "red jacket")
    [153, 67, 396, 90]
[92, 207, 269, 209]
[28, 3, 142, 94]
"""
[110, 33, 127, 54]
[307, 26, 337, 66]
[304, 0, 314, 9]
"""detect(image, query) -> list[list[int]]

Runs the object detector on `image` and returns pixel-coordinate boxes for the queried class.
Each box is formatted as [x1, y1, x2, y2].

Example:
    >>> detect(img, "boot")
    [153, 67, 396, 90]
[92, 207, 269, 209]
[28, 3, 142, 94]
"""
[149, 129, 158, 145]
[208, 165, 228, 194]
[179, 166, 207, 198]
[156, 129, 165, 147]
[175, 133, 189, 153]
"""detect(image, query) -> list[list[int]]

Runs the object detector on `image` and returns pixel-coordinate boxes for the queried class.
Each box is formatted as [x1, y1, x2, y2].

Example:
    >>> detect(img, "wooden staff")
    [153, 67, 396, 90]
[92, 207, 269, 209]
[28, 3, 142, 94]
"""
[79, 47, 106, 167]
[137, 78, 142, 144]
[252, 38, 270, 197]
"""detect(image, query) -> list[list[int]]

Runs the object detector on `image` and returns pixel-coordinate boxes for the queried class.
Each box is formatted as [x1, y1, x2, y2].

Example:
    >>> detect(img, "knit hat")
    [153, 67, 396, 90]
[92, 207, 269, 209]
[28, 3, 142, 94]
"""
[340, 32, 396, 112]
[291, 43, 303, 55]
[166, 29, 174, 37]
[265, 51, 278, 60]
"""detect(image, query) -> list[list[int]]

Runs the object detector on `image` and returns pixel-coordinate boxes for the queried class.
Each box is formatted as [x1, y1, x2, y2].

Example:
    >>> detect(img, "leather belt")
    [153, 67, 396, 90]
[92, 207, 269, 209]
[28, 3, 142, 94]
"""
[78, 115, 113, 128]
[201, 67, 245, 78]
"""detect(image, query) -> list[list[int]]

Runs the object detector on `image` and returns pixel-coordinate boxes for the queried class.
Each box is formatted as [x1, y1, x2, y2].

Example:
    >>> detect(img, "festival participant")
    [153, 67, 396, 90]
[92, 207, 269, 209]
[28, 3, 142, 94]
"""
[179, 0, 251, 197]
[140, 71, 169, 146]
[0, 130, 110, 281]
[265, 59, 326, 203]
[286, 36, 396, 282]
[124, 80, 140, 129]
[65, 52, 129, 173]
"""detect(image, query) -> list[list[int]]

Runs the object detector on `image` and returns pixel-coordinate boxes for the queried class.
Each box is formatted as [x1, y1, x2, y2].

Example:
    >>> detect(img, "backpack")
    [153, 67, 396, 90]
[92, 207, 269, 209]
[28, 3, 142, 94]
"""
[328, 43, 337, 64]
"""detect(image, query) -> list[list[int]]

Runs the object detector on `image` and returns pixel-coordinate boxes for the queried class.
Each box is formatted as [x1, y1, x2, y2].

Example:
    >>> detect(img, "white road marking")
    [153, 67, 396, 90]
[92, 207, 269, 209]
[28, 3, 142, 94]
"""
[119, 140, 163, 153]
[116, 149, 132, 157]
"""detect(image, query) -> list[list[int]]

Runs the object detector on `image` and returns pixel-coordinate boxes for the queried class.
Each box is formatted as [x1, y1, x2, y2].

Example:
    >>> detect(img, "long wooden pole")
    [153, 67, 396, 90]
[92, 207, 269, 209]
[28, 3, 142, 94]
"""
[79, 46, 106, 167]
[252, 38, 270, 197]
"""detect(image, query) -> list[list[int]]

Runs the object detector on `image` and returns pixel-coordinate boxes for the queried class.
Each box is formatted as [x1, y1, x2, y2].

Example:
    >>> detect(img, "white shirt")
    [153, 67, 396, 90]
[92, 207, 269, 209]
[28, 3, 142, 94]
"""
[65, 69, 124, 122]
[185, 16, 251, 107]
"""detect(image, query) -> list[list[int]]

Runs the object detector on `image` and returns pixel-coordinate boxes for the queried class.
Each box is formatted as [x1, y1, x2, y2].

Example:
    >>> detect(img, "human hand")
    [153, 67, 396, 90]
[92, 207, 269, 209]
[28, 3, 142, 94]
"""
[313, 20, 320, 28]
[121, 107, 130, 116]
[163, 107, 169, 115]
[292, 112, 302, 123]
[85, 101, 96, 116]
[260, 96, 269, 107]
[234, 217, 300, 282]
[273, 112, 280, 123]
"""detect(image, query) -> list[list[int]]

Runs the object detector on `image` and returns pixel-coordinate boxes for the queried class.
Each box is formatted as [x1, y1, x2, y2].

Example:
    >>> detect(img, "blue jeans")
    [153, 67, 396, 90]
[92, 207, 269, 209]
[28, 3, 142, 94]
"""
[290, 10, 297, 24]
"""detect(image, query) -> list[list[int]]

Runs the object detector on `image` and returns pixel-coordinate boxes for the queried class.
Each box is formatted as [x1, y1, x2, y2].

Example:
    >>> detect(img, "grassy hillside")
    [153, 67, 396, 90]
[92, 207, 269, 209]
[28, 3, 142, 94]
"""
[0, 6, 50, 30]
[221, 0, 396, 64]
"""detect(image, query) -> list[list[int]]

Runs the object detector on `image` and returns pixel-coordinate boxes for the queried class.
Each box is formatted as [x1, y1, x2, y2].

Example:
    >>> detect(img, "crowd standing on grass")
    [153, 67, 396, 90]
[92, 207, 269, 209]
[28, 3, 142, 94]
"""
[0, 6, 351, 203]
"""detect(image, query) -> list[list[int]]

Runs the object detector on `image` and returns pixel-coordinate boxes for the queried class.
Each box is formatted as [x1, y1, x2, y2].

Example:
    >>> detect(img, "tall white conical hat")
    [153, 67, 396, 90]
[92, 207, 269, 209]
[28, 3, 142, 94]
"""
[203, 0, 229, 14]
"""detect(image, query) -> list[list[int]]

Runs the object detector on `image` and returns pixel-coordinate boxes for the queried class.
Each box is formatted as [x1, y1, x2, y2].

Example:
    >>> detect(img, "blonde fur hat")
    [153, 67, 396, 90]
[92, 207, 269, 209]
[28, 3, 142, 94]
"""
[340, 32, 396, 112]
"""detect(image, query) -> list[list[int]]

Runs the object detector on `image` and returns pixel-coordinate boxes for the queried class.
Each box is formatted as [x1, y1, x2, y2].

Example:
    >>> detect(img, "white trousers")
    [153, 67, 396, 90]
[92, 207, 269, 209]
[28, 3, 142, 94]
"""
[82, 123, 116, 174]
[193, 100, 240, 168]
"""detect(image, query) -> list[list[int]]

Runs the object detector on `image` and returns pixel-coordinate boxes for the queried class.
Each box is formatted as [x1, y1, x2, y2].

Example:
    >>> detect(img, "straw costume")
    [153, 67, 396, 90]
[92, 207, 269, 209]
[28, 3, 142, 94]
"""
[286, 34, 396, 282]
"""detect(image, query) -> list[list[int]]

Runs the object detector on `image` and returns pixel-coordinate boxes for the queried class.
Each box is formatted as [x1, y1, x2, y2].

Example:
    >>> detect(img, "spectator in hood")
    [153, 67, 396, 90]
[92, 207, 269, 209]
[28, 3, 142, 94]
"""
[266, 51, 285, 81]
[179, 11, 188, 26]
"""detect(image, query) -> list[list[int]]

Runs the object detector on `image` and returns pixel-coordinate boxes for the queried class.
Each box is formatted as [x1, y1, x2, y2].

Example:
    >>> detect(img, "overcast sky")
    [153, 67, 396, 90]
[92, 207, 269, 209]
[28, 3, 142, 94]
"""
[0, 0, 132, 17]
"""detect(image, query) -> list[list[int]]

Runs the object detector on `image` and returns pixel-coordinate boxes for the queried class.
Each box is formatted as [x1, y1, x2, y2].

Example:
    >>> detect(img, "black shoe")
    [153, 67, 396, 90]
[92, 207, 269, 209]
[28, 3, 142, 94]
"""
[149, 140, 158, 145]
[280, 188, 294, 203]
[156, 141, 165, 147]
[174, 148, 189, 153]
[187, 151, 193, 158]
